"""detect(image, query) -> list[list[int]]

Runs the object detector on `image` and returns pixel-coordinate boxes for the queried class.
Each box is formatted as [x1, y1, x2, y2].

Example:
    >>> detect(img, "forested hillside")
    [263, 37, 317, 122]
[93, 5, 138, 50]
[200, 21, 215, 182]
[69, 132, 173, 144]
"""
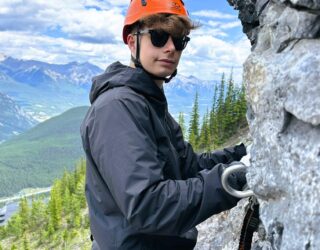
[0, 106, 88, 197]
[0, 159, 91, 250]
[179, 72, 247, 152]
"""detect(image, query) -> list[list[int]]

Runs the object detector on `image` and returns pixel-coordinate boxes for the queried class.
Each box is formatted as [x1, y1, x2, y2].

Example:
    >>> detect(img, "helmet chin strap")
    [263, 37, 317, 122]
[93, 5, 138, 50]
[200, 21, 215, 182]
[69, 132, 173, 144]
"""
[132, 29, 177, 84]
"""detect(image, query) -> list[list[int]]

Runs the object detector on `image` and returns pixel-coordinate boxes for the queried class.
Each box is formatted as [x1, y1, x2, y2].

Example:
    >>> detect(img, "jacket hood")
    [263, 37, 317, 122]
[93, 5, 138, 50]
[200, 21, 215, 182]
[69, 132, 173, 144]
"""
[89, 62, 167, 105]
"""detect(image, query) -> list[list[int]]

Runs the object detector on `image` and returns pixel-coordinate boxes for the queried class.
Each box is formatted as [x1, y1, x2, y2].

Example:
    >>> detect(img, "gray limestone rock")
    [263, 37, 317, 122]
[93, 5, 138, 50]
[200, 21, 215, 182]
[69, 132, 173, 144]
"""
[195, 1, 320, 249]
[279, 0, 320, 10]
[227, 0, 260, 45]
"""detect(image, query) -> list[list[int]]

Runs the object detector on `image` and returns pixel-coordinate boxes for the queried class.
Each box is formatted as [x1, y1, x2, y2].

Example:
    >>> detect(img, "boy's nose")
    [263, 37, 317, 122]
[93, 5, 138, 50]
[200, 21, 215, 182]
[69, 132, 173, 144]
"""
[164, 36, 176, 51]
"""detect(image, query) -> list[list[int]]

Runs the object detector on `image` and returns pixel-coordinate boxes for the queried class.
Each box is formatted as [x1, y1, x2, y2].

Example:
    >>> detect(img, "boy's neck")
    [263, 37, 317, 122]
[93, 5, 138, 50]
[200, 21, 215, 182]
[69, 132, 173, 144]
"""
[129, 62, 164, 89]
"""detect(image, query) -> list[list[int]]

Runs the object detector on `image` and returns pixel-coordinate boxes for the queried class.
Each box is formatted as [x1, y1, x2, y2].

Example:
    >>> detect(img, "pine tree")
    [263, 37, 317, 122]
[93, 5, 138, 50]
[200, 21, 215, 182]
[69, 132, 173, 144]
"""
[19, 197, 30, 232]
[61, 170, 71, 194]
[224, 70, 236, 138]
[73, 160, 86, 209]
[188, 91, 200, 150]
[188, 131, 197, 149]
[6, 214, 23, 237]
[204, 113, 211, 152]
[209, 83, 219, 141]
[75, 174, 86, 209]
[199, 110, 211, 151]
[30, 197, 46, 229]
[48, 180, 63, 230]
[216, 73, 226, 144]
[238, 82, 247, 126]
[62, 186, 72, 215]
[23, 234, 30, 250]
[178, 112, 187, 139]
[233, 82, 247, 129]
[70, 194, 81, 228]
[199, 113, 206, 150]
[46, 220, 55, 239]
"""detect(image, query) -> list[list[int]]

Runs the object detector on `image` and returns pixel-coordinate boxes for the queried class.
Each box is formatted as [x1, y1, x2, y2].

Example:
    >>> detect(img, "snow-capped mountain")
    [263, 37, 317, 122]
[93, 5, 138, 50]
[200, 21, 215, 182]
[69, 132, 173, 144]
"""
[165, 75, 217, 121]
[0, 56, 103, 87]
[0, 56, 103, 125]
[0, 92, 38, 143]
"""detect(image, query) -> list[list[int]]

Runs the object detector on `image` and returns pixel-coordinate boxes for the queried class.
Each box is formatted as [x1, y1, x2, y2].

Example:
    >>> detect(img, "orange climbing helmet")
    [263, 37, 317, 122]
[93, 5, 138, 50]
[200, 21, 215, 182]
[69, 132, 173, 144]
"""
[123, 0, 189, 44]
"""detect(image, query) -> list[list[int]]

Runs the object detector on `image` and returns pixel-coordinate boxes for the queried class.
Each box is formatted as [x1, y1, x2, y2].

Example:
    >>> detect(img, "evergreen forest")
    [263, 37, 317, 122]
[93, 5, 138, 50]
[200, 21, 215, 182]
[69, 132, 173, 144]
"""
[0, 159, 91, 250]
[180, 72, 247, 152]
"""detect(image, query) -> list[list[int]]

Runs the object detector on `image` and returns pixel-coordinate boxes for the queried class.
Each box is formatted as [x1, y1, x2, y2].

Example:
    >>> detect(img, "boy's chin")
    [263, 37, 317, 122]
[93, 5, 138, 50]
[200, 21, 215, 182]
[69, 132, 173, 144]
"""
[156, 69, 176, 78]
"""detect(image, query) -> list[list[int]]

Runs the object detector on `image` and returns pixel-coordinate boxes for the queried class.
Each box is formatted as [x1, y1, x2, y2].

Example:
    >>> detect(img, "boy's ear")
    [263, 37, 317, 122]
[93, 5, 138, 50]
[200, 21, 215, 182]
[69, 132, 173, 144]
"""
[127, 34, 136, 56]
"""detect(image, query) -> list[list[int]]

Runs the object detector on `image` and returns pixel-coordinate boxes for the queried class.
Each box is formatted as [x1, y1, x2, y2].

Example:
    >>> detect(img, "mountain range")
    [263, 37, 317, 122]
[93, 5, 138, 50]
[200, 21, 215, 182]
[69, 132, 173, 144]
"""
[0, 55, 219, 142]
[0, 55, 102, 122]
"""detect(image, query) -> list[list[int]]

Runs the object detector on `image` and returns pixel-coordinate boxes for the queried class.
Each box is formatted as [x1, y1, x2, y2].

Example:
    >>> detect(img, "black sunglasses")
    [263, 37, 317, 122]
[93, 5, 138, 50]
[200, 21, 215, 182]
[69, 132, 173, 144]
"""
[136, 29, 190, 51]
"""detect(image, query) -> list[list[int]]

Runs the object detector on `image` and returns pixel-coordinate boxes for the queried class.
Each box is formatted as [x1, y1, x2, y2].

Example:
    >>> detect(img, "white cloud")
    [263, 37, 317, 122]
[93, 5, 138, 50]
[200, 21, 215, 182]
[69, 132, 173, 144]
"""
[0, 31, 129, 69]
[191, 15, 242, 40]
[0, 1, 251, 82]
[191, 10, 237, 19]
[0, 0, 126, 43]
[104, 0, 128, 6]
[51, 8, 124, 43]
[179, 35, 251, 83]
[207, 20, 241, 30]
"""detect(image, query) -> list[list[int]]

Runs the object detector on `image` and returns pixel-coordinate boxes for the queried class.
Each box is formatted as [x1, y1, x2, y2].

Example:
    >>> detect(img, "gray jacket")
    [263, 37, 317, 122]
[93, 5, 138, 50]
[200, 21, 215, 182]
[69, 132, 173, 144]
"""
[80, 62, 246, 250]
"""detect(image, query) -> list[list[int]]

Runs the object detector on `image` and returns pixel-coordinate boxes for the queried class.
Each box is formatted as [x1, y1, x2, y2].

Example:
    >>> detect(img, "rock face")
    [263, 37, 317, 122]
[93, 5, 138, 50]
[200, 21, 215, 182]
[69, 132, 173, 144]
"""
[195, 1, 320, 249]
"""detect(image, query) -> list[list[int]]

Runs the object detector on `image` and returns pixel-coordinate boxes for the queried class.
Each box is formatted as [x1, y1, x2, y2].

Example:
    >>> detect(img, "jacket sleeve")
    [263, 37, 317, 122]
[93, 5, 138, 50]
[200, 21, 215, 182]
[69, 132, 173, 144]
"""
[88, 96, 240, 236]
[166, 113, 247, 179]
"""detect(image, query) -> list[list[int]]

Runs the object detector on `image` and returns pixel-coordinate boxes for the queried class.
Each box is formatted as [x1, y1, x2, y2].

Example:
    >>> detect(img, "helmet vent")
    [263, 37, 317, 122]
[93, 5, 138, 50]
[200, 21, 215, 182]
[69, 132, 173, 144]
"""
[141, 0, 147, 6]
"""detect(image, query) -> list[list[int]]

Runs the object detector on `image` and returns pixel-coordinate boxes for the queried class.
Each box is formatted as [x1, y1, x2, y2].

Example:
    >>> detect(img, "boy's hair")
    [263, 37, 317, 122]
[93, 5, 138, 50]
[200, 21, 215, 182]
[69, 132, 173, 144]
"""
[130, 13, 199, 37]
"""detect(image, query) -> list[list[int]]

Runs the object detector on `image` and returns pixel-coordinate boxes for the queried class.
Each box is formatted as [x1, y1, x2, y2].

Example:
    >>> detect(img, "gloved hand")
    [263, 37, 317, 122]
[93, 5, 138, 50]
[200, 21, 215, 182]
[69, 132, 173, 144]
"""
[221, 162, 247, 191]
[233, 143, 247, 161]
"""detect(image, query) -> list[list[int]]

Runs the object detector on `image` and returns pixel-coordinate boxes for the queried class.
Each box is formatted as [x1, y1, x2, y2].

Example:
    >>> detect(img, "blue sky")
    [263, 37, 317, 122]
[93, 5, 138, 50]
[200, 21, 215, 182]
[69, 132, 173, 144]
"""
[186, 0, 235, 12]
[0, 0, 251, 83]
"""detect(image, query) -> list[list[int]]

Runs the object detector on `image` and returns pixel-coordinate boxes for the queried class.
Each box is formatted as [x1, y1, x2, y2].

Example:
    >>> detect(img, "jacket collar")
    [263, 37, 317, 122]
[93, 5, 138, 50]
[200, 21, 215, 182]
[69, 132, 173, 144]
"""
[90, 62, 167, 108]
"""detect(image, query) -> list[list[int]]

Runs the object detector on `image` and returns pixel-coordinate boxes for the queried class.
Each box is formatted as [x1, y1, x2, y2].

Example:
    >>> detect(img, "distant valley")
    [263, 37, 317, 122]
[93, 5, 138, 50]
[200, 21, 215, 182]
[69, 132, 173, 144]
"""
[0, 106, 88, 197]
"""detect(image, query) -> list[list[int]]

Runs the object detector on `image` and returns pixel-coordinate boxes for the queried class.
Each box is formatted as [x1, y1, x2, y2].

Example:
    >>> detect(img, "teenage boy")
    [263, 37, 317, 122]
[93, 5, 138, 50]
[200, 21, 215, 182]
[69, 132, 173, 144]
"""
[81, 0, 247, 249]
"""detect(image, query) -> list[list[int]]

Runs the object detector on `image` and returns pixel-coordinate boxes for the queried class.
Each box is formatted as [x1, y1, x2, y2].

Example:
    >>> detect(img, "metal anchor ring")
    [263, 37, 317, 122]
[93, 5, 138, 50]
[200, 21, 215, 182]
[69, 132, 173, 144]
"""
[221, 163, 254, 198]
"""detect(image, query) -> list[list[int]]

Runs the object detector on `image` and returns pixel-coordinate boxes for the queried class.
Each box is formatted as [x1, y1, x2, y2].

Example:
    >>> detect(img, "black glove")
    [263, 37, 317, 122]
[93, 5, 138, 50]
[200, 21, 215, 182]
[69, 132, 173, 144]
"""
[221, 162, 247, 191]
[233, 143, 247, 161]
[223, 143, 247, 163]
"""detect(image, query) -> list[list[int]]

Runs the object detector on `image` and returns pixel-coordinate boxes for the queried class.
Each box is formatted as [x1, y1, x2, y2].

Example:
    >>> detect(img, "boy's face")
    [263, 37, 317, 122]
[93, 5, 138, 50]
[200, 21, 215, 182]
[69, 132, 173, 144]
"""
[128, 27, 183, 79]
